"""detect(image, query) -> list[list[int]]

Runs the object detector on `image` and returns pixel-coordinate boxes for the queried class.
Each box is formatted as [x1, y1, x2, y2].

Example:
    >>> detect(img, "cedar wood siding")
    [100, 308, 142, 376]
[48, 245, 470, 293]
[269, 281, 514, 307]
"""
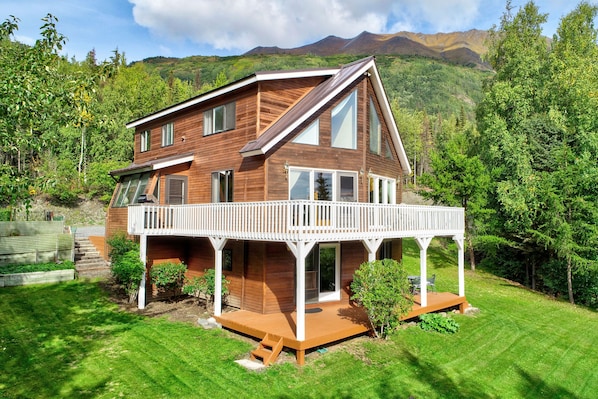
[106, 69, 405, 314]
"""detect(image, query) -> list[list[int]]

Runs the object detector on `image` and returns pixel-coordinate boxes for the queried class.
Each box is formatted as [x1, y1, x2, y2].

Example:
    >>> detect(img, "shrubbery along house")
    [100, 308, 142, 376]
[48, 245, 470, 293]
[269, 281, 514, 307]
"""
[106, 56, 467, 364]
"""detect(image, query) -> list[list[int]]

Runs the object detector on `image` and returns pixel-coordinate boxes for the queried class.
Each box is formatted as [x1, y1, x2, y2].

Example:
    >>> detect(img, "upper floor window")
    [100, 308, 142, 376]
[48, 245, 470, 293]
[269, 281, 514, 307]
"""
[293, 119, 319, 145]
[369, 98, 381, 155]
[212, 170, 233, 202]
[162, 122, 174, 147]
[204, 102, 236, 136]
[331, 90, 357, 150]
[140, 130, 150, 152]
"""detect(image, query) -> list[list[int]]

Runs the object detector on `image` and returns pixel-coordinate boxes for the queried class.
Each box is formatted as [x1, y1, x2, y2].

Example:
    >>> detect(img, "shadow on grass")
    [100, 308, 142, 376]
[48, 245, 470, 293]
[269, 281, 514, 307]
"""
[515, 366, 577, 398]
[389, 349, 493, 399]
[0, 281, 142, 398]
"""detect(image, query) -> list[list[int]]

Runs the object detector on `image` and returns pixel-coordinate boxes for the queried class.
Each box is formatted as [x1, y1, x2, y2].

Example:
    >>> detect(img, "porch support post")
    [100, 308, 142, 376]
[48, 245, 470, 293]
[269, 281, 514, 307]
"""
[287, 240, 316, 342]
[208, 237, 228, 317]
[415, 236, 433, 308]
[362, 238, 383, 262]
[453, 235, 465, 297]
[138, 234, 147, 310]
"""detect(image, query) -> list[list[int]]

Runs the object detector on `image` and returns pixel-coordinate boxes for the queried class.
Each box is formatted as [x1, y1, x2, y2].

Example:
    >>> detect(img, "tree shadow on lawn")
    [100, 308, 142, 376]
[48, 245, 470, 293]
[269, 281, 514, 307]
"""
[385, 349, 493, 399]
[0, 281, 143, 399]
[515, 366, 577, 398]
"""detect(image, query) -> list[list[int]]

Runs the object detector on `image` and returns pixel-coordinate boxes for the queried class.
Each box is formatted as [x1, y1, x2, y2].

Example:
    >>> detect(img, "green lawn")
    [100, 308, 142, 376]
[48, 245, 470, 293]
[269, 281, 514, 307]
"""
[1, 238, 597, 398]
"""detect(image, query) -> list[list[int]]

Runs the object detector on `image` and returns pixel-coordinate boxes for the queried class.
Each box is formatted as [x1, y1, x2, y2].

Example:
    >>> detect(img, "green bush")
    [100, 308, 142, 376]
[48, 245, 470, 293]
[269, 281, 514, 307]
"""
[150, 262, 187, 299]
[111, 250, 145, 303]
[106, 232, 138, 264]
[350, 258, 414, 338]
[419, 313, 460, 334]
[0, 208, 11, 221]
[183, 269, 230, 312]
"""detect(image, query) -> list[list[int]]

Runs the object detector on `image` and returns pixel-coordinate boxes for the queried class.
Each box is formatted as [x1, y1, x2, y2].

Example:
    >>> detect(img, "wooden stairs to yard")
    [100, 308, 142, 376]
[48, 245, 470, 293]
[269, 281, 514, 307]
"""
[250, 333, 283, 366]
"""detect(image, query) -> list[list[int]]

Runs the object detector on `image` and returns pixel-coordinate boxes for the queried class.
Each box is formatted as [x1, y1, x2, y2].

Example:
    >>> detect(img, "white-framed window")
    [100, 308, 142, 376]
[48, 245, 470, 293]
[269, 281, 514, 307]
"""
[212, 170, 233, 202]
[140, 130, 150, 152]
[293, 119, 319, 145]
[331, 90, 357, 150]
[288, 168, 357, 202]
[204, 102, 236, 136]
[369, 174, 396, 204]
[161, 122, 174, 147]
[369, 98, 381, 154]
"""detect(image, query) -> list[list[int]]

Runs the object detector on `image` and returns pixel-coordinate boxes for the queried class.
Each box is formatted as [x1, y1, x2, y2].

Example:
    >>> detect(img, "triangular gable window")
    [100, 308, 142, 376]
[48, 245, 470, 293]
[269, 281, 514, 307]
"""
[293, 119, 319, 145]
[385, 139, 394, 160]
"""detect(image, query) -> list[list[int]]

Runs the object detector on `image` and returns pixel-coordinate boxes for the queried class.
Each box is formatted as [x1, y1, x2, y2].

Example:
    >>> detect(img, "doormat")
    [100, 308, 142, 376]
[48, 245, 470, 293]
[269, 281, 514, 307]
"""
[306, 307, 322, 313]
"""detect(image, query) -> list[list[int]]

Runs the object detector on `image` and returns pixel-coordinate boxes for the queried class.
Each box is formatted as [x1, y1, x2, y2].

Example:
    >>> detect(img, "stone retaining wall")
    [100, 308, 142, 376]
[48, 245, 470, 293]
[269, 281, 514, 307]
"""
[0, 269, 75, 287]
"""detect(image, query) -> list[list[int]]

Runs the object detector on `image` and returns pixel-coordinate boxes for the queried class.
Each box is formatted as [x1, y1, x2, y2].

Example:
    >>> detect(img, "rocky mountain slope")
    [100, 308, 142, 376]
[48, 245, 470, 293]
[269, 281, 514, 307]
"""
[245, 29, 490, 69]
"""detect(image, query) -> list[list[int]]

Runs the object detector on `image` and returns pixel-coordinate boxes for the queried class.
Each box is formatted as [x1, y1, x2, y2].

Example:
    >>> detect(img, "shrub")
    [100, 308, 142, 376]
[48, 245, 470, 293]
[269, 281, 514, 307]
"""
[183, 268, 230, 312]
[350, 258, 413, 338]
[111, 250, 145, 303]
[150, 262, 187, 300]
[419, 313, 460, 334]
[106, 232, 138, 264]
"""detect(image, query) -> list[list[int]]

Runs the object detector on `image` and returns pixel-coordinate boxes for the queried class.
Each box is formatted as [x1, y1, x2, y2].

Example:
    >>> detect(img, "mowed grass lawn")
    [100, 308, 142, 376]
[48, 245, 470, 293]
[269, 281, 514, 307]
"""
[1, 238, 597, 398]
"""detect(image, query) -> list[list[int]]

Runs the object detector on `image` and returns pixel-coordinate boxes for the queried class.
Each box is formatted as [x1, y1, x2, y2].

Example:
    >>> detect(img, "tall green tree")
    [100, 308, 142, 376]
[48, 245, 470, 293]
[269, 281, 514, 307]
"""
[477, 1, 598, 304]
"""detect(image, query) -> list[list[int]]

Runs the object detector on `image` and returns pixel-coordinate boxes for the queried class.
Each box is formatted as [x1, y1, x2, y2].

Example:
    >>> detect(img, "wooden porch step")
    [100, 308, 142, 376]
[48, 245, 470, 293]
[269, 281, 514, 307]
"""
[250, 333, 283, 366]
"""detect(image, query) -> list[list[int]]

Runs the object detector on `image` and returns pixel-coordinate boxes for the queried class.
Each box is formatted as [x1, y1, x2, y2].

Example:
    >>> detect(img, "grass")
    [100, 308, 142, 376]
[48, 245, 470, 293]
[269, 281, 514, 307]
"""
[1, 238, 597, 398]
[0, 261, 75, 274]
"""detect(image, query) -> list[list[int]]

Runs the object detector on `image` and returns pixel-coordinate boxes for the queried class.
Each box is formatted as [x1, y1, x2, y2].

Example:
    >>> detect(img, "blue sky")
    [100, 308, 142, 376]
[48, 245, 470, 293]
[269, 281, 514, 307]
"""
[1, 0, 595, 63]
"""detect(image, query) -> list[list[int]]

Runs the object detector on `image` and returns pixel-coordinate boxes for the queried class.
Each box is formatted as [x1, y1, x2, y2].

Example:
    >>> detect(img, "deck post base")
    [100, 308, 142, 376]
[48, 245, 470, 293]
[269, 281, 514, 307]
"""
[296, 349, 305, 366]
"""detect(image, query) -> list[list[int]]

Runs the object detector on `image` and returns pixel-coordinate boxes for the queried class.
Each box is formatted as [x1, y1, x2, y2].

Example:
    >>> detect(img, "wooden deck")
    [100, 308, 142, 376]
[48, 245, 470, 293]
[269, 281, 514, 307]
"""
[216, 292, 468, 365]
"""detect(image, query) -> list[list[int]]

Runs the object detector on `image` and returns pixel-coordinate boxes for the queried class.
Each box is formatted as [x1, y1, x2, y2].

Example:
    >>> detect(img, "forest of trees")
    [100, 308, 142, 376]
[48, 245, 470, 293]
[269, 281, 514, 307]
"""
[1, 1, 596, 307]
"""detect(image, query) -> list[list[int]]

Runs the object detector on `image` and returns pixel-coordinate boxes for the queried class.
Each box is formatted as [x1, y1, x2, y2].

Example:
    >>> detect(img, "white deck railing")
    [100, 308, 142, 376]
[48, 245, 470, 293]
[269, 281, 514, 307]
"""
[128, 201, 464, 242]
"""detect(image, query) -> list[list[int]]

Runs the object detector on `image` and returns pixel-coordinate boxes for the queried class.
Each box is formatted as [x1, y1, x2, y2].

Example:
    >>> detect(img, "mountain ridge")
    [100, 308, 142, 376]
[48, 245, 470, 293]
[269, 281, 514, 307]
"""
[245, 29, 491, 69]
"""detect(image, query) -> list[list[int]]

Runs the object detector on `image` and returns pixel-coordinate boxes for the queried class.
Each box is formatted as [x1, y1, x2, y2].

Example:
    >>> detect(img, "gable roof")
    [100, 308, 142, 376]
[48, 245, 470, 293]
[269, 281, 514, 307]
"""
[110, 153, 194, 176]
[125, 57, 411, 175]
[239, 56, 411, 174]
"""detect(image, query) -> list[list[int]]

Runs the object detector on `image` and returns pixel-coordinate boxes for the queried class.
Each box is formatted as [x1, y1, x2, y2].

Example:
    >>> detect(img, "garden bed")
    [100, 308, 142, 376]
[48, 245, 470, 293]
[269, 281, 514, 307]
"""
[0, 261, 76, 287]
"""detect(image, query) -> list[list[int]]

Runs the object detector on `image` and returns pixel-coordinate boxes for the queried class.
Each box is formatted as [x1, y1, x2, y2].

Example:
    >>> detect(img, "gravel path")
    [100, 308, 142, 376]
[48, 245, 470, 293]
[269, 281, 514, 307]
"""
[73, 225, 105, 237]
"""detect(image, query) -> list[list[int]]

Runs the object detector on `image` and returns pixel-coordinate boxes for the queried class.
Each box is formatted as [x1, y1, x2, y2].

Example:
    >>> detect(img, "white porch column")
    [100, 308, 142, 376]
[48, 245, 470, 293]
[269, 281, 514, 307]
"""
[362, 238, 383, 262]
[208, 237, 228, 317]
[138, 234, 147, 310]
[287, 240, 316, 342]
[453, 235, 465, 297]
[415, 236, 433, 307]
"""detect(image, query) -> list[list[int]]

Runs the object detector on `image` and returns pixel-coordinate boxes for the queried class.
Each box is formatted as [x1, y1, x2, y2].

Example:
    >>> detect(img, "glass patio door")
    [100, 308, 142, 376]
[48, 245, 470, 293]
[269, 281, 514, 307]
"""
[305, 244, 340, 303]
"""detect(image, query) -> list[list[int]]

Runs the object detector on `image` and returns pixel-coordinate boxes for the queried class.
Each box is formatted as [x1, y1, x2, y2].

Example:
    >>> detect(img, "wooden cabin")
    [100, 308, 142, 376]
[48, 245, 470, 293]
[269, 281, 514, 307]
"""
[106, 56, 467, 364]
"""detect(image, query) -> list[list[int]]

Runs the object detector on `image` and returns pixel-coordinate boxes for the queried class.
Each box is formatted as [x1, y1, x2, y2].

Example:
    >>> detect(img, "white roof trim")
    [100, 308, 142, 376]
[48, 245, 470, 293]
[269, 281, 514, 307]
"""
[126, 69, 338, 129]
[152, 154, 194, 171]
[255, 59, 376, 156]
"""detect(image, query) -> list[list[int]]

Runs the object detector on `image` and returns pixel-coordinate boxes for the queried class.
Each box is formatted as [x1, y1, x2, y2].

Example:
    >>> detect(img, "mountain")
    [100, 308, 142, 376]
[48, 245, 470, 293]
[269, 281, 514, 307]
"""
[245, 30, 490, 69]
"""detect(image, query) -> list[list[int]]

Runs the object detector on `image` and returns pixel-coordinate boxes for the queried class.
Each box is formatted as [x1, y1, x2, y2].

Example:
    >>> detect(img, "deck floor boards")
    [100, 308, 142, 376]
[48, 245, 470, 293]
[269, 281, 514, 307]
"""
[216, 292, 468, 362]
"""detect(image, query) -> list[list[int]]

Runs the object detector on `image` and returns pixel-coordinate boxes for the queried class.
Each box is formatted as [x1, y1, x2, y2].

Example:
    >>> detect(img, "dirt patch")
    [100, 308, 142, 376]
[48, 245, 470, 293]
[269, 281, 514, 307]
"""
[99, 279, 212, 325]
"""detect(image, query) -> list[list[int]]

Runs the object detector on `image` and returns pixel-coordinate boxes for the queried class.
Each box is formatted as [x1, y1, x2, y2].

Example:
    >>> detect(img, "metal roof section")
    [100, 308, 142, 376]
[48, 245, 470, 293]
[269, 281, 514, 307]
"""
[110, 153, 194, 176]
[239, 56, 412, 174]
[125, 67, 339, 129]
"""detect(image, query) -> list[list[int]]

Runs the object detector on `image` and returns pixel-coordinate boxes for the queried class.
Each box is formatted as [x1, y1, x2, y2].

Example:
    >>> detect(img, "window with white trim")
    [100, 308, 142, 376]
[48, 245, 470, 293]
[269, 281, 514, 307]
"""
[293, 119, 319, 145]
[140, 130, 150, 152]
[288, 168, 357, 202]
[331, 90, 357, 149]
[204, 102, 236, 136]
[369, 174, 396, 204]
[369, 98, 381, 154]
[161, 122, 174, 147]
